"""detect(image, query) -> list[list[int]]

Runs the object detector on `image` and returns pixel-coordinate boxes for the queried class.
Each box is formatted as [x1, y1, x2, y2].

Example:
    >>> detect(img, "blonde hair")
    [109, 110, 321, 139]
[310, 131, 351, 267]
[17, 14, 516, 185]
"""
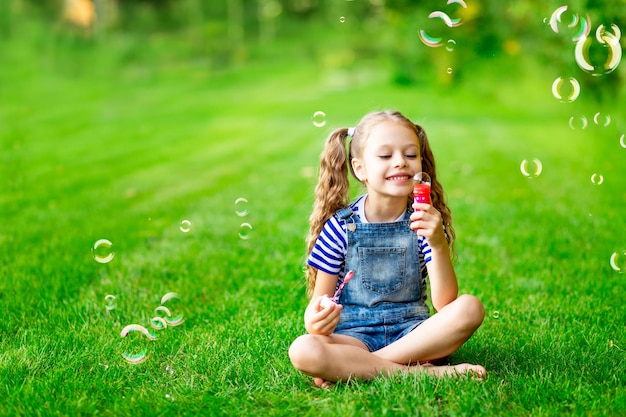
[305, 110, 455, 295]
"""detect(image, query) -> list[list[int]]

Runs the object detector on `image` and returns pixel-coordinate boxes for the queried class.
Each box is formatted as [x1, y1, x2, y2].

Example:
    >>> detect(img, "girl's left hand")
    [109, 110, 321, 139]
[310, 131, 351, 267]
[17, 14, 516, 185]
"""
[410, 202, 447, 249]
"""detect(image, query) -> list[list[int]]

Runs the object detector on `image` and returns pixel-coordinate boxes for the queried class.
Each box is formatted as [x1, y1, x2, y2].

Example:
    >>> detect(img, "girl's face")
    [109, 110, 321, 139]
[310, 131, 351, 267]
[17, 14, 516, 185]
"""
[351, 121, 422, 200]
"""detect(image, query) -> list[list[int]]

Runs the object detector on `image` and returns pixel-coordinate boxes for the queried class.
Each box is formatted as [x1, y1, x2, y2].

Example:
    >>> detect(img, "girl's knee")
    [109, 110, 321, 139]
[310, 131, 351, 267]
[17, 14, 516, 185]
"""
[456, 294, 485, 328]
[289, 334, 328, 373]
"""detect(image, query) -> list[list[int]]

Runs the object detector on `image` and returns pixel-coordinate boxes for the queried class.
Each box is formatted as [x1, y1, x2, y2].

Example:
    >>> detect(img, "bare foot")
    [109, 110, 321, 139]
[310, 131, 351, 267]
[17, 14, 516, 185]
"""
[420, 363, 486, 379]
[313, 377, 333, 389]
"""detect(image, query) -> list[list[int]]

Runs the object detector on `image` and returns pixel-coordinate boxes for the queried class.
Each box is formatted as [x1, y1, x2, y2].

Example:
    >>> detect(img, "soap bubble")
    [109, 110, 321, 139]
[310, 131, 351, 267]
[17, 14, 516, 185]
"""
[414, 172, 432, 186]
[446, 39, 456, 51]
[92, 239, 114, 264]
[551, 77, 580, 103]
[548, 6, 591, 41]
[610, 250, 625, 273]
[312, 111, 326, 128]
[419, 30, 443, 47]
[492, 311, 500, 319]
[446, 67, 453, 74]
[179, 220, 191, 233]
[569, 115, 588, 130]
[428, 10, 462, 28]
[104, 294, 117, 311]
[339, 16, 346, 23]
[150, 316, 168, 330]
[159, 292, 184, 326]
[590, 173, 604, 185]
[620, 134, 626, 148]
[120, 324, 157, 364]
[575, 24, 622, 76]
[239, 223, 253, 240]
[235, 197, 249, 217]
[520, 158, 543, 178]
[593, 112, 611, 126]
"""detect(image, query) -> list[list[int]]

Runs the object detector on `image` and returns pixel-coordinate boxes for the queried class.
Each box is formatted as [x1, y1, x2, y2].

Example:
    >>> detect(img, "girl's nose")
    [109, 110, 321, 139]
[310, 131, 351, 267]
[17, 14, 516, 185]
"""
[393, 154, 408, 167]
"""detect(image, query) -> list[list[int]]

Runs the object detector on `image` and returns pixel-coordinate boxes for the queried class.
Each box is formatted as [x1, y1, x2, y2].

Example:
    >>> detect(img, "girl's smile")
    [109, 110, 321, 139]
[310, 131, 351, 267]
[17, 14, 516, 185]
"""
[386, 174, 413, 182]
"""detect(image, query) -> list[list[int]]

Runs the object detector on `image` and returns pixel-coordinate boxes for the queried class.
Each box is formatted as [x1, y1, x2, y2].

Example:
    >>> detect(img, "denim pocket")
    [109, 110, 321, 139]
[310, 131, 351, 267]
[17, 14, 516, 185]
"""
[358, 247, 405, 295]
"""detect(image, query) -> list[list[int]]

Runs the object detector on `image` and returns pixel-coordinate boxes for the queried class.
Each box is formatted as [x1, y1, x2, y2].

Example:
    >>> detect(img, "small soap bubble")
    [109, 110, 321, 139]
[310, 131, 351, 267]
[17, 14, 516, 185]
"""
[150, 316, 167, 330]
[446, 67, 453, 74]
[165, 393, 175, 402]
[120, 324, 157, 364]
[179, 220, 191, 233]
[165, 365, 175, 376]
[235, 197, 249, 217]
[593, 112, 611, 126]
[620, 134, 626, 148]
[520, 158, 543, 178]
[569, 115, 588, 130]
[492, 311, 500, 319]
[418, 30, 443, 47]
[448, 0, 467, 9]
[104, 294, 117, 311]
[428, 10, 462, 28]
[590, 173, 604, 185]
[312, 111, 327, 128]
[414, 172, 432, 186]
[159, 292, 184, 326]
[548, 6, 591, 41]
[610, 250, 625, 273]
[339, 16, 346, 23]
[551, 77, 580, 103]
[92, 239, 115, 264]
[239, 223, 253, 240]
[446, 39, 456, 52]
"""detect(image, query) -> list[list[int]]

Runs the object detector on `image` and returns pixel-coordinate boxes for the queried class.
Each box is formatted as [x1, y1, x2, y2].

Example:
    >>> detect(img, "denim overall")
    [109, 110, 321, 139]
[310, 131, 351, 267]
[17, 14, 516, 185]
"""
[334, 207, 431, 352]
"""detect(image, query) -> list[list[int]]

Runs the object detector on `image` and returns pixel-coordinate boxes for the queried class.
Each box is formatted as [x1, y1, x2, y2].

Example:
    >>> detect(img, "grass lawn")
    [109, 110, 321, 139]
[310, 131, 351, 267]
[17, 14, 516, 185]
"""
[1, 19, 625, 416]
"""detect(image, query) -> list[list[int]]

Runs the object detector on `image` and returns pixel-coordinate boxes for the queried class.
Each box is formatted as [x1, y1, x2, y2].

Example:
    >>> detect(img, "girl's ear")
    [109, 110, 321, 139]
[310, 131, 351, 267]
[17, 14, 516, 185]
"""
[351, 158, 365, 182]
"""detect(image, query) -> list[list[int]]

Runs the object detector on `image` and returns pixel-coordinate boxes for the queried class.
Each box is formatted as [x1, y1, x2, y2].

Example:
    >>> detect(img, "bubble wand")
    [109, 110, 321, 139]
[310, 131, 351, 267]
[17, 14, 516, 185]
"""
[320, 270, 354, 308]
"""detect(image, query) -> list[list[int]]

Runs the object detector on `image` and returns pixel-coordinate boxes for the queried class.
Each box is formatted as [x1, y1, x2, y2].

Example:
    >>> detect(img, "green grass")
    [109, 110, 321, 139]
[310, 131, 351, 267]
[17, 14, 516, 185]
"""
[1, 21, 625, 417]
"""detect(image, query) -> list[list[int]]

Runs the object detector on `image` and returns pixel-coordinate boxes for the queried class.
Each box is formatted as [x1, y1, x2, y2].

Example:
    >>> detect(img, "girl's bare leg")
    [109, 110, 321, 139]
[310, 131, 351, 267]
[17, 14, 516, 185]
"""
[289, 333, 408, 383]
[374, 294, 485, 365]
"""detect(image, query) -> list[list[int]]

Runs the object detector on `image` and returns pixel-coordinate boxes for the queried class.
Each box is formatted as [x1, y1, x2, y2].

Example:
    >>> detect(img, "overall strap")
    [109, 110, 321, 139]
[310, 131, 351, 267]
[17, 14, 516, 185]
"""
[336, 207, 355, 221]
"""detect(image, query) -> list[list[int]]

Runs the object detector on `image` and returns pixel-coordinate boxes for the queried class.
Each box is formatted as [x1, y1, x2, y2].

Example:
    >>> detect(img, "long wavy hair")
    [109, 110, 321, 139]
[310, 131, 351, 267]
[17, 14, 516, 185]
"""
[305, 110, 455, 296]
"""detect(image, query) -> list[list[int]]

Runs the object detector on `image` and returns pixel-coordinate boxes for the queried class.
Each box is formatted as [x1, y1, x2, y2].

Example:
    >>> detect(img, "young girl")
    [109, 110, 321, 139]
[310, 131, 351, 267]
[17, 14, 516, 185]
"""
[289, 110, 486, 387]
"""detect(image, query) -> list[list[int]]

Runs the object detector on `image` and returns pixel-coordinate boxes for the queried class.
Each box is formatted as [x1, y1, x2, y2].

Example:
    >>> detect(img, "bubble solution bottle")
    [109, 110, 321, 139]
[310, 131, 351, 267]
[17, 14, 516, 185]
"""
[413, 172, 432, 205]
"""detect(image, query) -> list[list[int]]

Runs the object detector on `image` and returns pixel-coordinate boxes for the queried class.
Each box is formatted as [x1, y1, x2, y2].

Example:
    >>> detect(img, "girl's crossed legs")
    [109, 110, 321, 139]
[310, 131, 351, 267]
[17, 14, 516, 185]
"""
[289, 294, 486, 385]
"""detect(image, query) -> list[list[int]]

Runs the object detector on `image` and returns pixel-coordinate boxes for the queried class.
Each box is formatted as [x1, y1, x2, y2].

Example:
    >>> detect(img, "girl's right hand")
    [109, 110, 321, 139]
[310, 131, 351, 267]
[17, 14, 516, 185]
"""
[304, 295, 343, 335]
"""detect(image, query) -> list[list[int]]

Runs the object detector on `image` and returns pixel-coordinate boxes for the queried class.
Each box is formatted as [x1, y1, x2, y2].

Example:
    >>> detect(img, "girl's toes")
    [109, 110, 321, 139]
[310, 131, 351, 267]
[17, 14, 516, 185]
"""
[313, 377, 332, 389]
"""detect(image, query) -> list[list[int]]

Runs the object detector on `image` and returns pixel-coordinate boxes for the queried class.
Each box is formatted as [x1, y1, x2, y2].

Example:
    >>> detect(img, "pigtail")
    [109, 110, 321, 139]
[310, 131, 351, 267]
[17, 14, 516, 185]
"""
[415, 124, 456, 257]
[305, 128, 352, 296]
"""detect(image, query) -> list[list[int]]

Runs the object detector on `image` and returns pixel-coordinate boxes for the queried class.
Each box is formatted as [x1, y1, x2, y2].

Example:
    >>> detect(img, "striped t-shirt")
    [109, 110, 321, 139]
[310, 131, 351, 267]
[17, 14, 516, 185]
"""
[307, 195, 432, 278]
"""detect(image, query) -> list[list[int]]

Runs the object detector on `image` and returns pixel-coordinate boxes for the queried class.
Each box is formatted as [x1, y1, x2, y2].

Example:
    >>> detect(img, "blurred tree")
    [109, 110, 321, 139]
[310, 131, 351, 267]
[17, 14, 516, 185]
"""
[7, 0, 624, 98]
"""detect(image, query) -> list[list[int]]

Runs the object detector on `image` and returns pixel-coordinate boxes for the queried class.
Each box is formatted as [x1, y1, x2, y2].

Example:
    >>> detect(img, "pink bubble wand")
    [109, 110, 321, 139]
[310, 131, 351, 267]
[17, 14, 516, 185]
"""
[320, 270, 354, 308]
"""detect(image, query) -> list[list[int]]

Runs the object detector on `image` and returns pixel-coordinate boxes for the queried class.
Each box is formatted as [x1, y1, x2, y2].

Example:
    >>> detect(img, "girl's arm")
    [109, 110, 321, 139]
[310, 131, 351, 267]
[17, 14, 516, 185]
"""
[304, 270, 343, 335]
[410, 203, 458, 311]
